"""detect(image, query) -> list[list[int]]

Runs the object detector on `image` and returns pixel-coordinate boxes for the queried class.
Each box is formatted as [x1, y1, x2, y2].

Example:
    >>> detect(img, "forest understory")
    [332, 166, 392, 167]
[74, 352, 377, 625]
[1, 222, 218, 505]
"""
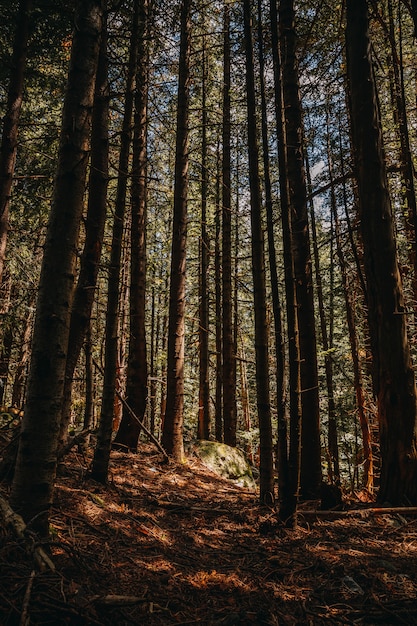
[1, 443, 417, 626]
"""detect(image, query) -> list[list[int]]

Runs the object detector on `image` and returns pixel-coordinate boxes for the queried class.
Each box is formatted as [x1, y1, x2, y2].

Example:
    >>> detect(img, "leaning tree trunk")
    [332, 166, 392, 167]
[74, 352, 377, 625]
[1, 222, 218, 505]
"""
[346, 0, 417, 505]
[113, 0, 149, 452]
[91, 0, 140, 482]
[243, 0, 274, 503]
[0, 0, 32, 286]
[161, 0, 191, 461]
[10, 0, 103, 535]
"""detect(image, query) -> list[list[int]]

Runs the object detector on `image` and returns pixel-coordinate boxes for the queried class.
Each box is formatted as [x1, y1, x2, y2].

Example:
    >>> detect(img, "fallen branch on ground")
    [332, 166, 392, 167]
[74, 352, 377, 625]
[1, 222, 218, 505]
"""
[300, 506, 417, 518]
[0, 494, 55, 571]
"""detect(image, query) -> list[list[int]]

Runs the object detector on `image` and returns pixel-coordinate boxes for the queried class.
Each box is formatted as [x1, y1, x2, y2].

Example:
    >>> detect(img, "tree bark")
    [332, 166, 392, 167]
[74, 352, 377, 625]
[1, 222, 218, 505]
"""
[91, 0, 140, 482]
[214, 144, 223, 443]
[346, 0, 417, 505]
[11, 306, 33, 409]
[197, 20, 210, 440]
[113, 0, 149, 451]
[279, 0, 322, 501]
[161, 0, 191, 461]
[270, 0, 302, 526]
[59, 2, 109, 449]
[242, 0, 274, 503]
[10, 0, 103, 534]
[0, 0, 32, 285]
[306, 149, 340, 484]
[222, 2, 237, 447]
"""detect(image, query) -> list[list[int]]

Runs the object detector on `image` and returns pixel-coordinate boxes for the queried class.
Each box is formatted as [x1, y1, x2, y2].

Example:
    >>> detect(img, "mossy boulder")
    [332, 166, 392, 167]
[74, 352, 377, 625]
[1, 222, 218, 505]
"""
[192, 440, 256, 490]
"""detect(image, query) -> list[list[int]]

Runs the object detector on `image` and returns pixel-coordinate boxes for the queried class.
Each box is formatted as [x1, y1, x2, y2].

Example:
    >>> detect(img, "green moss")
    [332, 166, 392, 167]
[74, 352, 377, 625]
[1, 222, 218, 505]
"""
[193, 441, 256, 490]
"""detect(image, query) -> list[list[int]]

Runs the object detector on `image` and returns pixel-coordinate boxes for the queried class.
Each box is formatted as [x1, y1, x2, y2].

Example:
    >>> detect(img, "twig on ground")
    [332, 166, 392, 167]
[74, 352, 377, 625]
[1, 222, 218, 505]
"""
[19, 570, 35, 626]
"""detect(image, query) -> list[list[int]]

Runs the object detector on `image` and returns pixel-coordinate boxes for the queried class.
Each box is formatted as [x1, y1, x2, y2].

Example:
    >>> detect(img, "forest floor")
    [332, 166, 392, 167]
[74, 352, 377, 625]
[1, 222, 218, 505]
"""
[1, 443, 417, 625]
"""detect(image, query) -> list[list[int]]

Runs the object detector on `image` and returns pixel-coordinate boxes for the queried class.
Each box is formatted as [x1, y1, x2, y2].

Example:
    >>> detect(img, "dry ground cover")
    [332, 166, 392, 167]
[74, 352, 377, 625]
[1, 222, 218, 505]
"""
[1, 443, 417, 625]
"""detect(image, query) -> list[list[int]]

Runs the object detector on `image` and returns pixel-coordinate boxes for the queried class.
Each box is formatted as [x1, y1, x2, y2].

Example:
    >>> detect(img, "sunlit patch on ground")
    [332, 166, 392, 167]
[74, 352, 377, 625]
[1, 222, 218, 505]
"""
[2, 444, 417, 624]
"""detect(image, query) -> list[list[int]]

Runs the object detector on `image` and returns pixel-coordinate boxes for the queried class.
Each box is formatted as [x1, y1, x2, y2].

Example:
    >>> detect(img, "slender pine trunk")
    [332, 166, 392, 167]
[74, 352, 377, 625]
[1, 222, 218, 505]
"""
[0, 0, 32, 285]
[161, 0, 191, 461]
[91, 0, 140, 481]
[243, 0, 274, 503]
[113, 0, 149, 451]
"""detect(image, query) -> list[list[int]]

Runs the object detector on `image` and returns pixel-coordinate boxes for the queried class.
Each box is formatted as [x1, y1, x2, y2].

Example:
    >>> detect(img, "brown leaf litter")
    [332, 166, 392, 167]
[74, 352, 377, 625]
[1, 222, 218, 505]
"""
[1, 443, 417, 625]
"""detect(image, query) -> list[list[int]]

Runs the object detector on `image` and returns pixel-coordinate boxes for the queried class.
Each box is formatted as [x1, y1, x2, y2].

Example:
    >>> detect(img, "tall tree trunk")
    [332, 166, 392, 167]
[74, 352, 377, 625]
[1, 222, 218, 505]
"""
[59, 3, 109, 449]
[113, 0, 149, 451]
[11, 306, 34, 409]
[384, 0, 417, 307]
[242, 0, 273, 503]
[10, 0, 103, 534]
[159, 271, 169, 435]
[337, 128, 374, 493]
[270, 0, 302, 526]
[215, 144, 223, 442]
[0, 0, 32, 286]
[222, 2, 237, 447]
[91, 0, 140, 482]
[279, 0, 322, 501]
[0, 323, 14, 405]
[161, 0, 191, 461]
[257, 0, 286, 495]
[306, 149, 340, 483]
[197, 20, 210, 440]
[83, 322, 94, 431]
[409, 0, 417, 36]
[149, 277, 157, 436]
[346, 0, 417, 505]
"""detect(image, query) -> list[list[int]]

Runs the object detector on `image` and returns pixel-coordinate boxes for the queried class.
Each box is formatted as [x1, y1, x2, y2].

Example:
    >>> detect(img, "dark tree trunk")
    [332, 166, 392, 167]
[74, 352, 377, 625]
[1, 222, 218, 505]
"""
[59, 3, 109, 449]
[306, 150, 340, 483]
[214, 144, 223, 443]
[0, 0, 32, 285]
[337, 131, 374, 493]
[149, 279, 157, 436]
[10, 0, 103, 534]
[113, 0, 149, 451]
[83, 322, 94, 431]
[0, 323, 14, 405]
[279, 0, 322, 501]
[410, 0, 417, 36]
[385, 0, 417, 308]
[242, 0, 274, 503]
[161, 0, 191, 461]
[91, 0, 140, 482]
[11, 307, 33, 409]
[270, 0, 302, 527]
[197, 21, 210, 440]
[346, 0, 417, 505]
[222, 2, 237, 447]
[257, 0, 286, 500]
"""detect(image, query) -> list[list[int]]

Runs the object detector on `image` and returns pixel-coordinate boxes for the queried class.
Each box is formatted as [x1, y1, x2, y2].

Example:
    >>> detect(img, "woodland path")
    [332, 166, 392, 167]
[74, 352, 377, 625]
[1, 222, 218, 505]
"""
[1, 444, 417, 625]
